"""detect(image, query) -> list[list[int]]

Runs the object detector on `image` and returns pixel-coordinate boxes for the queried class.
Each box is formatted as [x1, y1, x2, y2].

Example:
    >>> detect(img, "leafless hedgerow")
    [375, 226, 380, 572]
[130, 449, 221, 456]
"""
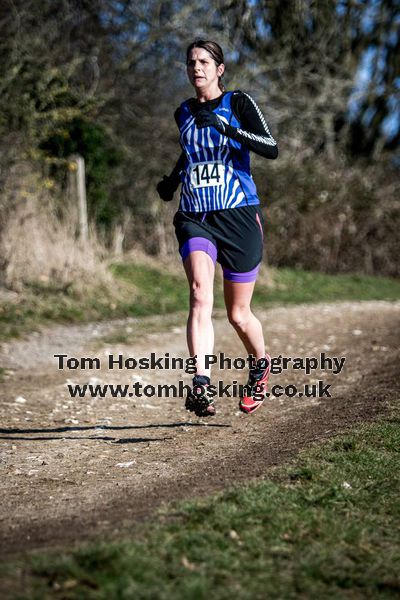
[0, 0, 398, 283]
[258, 153, 400, 276]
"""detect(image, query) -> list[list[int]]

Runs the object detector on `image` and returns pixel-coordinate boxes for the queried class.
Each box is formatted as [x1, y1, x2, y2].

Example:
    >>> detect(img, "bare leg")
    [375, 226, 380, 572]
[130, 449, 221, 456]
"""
[183, 251, 215, 377]
[223, 279, 265, 360]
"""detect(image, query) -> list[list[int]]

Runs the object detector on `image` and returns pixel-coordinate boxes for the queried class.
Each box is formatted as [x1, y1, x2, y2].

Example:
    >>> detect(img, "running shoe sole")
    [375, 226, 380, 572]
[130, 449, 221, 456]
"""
[185, 390, 216, 417]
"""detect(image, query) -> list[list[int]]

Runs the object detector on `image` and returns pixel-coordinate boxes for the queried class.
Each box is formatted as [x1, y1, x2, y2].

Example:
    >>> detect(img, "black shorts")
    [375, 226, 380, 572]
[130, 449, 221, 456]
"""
[173, 204, 265, 282]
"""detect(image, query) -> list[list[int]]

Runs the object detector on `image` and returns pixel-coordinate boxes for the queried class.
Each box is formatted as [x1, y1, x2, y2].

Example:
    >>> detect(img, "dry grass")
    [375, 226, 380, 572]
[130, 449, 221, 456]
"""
[122, 246, 183, 276]
[0, 163, 134, 301]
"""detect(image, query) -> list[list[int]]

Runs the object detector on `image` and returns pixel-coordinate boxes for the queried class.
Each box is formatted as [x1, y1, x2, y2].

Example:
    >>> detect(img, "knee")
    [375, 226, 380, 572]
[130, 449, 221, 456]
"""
[227, 306, 250, 330]
[190, 280, 213, 311]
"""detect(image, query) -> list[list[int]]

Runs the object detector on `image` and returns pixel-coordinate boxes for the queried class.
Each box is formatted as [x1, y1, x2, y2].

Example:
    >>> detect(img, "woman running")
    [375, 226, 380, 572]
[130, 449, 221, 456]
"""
[157, 39, 278, 417]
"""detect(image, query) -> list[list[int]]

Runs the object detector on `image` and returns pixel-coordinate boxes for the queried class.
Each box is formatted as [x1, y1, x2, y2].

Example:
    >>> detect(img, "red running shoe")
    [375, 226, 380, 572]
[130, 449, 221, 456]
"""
[239, 354, 271, 414]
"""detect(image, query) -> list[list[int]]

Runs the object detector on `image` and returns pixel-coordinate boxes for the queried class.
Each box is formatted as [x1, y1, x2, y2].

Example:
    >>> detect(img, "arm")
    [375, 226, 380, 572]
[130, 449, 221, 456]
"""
[157, 152, 185, 202]
[169, 108, 188, 187]
[168, 107, 187, 187]
[230, 91, 278, 159]
[167, 151, 186, 188]
[157, 109, 187, 202]
[156, 109, 186, 201]
[195, 91, 278, 159]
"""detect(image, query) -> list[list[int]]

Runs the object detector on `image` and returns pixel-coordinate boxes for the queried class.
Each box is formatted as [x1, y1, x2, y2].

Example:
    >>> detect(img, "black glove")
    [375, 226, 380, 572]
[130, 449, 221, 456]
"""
[156, 175, 175, 202]
[195, 109, 226, 134]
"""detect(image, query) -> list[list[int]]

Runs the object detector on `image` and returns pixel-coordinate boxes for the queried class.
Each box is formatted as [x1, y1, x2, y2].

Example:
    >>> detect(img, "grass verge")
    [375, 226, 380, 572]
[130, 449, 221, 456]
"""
[1, 263, 400, 342]
[2, 401, 399, 599]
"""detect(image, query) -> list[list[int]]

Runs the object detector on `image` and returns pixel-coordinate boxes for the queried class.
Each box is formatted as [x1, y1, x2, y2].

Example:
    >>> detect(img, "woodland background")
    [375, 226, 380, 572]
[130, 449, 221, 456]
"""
[0, 0, 399, 294]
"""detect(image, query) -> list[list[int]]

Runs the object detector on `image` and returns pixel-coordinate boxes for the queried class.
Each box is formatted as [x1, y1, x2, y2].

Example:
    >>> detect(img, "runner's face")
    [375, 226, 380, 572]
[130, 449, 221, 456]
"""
[187, 47, 224, 91]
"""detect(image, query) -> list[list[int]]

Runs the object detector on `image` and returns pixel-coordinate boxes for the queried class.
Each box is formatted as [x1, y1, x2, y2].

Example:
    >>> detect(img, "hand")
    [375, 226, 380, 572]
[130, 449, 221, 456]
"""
[195, 110, 226, 134]
[156, 175, 175, 202]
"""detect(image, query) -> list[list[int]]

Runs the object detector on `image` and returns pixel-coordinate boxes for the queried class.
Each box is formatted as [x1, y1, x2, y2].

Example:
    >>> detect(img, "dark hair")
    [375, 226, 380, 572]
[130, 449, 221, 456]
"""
[186, 39, 226, 92]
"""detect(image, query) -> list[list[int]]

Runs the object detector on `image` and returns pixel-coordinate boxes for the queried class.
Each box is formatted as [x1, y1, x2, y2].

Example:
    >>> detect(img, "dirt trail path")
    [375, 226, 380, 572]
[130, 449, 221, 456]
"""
[0, 301, 399, 559]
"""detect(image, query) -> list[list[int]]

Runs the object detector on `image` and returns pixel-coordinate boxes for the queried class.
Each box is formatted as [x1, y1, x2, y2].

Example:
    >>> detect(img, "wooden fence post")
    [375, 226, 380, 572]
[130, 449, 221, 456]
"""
[70, 154, 88, 242]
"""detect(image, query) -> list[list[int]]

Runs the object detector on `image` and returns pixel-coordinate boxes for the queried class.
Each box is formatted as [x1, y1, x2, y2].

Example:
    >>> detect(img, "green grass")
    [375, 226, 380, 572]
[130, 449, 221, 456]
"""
[0, 266, 187, 342]
[1, 263, 399, 342]
[114, 263, 400, 309]
[253, 268, 400, 305]
[3, 403, 399, 599]
[109, 263, 189, 315]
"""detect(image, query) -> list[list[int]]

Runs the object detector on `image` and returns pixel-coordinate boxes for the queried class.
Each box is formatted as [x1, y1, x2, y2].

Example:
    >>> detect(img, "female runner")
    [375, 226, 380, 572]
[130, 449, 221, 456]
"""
[157, 39, 278, 417]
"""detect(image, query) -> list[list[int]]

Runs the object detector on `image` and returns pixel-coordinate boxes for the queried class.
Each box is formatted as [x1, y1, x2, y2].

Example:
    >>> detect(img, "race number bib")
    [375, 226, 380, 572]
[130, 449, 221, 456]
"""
[190, 161, 224, 189]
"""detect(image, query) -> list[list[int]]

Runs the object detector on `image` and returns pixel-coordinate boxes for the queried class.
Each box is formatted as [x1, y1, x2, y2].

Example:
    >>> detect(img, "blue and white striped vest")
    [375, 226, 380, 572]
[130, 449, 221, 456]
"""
[177, 91, 260, 212]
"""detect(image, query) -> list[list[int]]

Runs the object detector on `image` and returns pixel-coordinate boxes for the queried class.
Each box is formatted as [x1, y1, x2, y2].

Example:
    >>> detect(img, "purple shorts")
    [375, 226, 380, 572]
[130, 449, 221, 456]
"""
[180, 237, 260, 283]
[174, 205, 264, 283]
